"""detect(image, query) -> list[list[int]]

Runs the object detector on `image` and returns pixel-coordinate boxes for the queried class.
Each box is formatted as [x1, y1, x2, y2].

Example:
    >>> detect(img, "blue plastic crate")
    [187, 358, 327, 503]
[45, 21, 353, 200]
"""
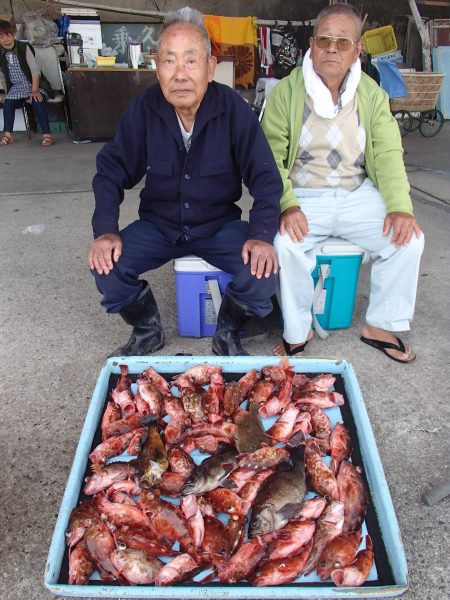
[174, 256, 233, 337]
[44, 356, 409, 598]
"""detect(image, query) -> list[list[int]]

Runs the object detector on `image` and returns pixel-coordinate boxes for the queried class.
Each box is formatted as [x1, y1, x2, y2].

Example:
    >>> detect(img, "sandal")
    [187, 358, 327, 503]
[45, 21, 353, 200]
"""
[42, 134, 53, 147]
[360, 335, 416, 364]
[0, 133, 14, 145]
[273, 334, 312, 357]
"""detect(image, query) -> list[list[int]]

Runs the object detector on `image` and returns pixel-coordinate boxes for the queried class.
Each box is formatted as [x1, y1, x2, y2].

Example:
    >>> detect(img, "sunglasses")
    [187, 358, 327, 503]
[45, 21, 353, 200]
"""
[313, 35, 359, 51]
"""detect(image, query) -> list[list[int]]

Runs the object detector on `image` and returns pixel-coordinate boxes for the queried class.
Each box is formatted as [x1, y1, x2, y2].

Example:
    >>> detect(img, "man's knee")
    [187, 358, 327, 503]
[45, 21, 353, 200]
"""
[401, 230, 425, 260]
[274, 231, 305, 257]
[92, 266, 144, 313]
[414, 230, 425, 253]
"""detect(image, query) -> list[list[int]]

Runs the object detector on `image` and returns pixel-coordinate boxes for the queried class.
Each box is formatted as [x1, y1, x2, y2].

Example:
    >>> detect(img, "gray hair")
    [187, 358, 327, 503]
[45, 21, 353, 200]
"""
[314, 3, 363, 38]
[157, 6, 212, 57]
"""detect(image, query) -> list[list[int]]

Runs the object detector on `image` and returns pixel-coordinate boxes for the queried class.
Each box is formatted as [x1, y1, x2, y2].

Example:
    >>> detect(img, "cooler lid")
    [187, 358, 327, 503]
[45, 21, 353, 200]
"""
[316, 237, 366, 256]
[174, 255, 222, 272]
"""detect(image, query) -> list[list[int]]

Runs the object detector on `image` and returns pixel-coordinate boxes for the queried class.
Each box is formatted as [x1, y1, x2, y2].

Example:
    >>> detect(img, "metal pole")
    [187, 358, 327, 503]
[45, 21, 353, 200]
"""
[407, 0, 432, 71]
[43, 0, 167, 19]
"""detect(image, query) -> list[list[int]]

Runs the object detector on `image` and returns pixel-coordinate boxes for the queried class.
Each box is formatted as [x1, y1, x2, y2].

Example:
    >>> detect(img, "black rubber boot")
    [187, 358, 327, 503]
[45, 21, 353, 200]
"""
[110, 285, 165, 357]
[212, 294, 250, 356]
[239, 315, 268, 342]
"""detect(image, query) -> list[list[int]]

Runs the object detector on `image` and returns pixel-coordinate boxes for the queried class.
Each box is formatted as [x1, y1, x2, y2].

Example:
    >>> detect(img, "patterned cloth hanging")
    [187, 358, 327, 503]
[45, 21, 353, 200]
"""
[271, 23, 301, 79]
[204, 15, 258, 88]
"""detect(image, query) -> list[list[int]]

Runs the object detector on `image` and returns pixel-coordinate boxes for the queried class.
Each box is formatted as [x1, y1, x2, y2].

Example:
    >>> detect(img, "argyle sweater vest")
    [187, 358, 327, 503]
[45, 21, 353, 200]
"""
[290, 95, 366, 191]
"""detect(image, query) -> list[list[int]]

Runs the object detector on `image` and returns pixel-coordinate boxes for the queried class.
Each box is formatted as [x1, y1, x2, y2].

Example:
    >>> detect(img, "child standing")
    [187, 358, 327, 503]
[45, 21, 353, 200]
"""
[0, 19, 54, 146]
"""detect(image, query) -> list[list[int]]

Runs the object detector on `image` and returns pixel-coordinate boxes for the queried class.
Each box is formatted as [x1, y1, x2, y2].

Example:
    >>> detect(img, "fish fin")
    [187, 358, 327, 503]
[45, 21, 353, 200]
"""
[97, 565, 118, 582]
[159, 535, 174, 548]
[197, 566, 218, 584]
[221, 461, 235, 471]
[330, 458, 338, 475]
[141, 413, 158, 426]
[221, 479, 238, 490]
[287, 431, 305, 448]
[278, 502, 304, 521]
[180, 484, 195, 496]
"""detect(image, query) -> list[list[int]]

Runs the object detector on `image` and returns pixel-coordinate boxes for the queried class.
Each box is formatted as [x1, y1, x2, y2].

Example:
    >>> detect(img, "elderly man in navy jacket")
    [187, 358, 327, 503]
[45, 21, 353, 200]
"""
[89, 7, 282, 356]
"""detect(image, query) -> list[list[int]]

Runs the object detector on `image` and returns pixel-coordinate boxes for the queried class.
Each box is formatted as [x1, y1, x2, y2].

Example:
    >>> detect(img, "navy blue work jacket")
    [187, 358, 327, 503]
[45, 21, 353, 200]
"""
[92, 81, 282, 244]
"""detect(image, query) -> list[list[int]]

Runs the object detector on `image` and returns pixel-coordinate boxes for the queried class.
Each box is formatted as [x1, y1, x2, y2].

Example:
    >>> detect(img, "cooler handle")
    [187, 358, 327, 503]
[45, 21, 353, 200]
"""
[312, 264, 330, 340]
[208, 278, 223, 318]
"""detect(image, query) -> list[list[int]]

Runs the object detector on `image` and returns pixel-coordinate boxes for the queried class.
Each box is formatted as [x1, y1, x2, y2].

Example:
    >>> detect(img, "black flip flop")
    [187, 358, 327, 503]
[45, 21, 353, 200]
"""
[282, 337, 310, 357]
[360, 335, 416, 364]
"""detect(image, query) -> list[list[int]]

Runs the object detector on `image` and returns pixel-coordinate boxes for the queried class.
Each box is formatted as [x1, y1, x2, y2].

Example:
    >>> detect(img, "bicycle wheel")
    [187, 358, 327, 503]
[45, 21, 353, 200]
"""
[407, 111, 421, 132]
[419, 110, 444, 138]
[392, 110, 412, 137]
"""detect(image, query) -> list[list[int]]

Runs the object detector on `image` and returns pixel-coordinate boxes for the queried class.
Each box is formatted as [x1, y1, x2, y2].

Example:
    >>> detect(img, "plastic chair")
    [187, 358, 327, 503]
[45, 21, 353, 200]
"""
[0, 93, 33, 137]
[33, 45, 70, 134]
[21, 100, 35, 137]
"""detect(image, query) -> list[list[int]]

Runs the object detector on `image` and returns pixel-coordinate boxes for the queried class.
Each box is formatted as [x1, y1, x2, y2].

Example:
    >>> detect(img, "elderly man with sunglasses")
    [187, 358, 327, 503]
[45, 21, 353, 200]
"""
[262, 3, 424, 363]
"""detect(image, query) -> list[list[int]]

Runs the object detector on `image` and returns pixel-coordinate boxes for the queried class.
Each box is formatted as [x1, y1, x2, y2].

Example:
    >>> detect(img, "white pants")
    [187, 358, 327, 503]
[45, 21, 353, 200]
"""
[274, 179, 425, 343]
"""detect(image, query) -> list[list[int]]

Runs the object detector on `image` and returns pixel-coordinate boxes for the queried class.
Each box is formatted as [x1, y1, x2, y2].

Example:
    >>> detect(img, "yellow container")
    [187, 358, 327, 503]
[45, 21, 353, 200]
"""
[96, 55, 116, 66]
[362, 25, 397, 56]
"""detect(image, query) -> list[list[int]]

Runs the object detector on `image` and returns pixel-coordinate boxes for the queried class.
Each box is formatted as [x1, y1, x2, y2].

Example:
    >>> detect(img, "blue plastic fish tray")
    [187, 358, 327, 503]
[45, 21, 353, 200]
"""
[44, 356, 408, 598]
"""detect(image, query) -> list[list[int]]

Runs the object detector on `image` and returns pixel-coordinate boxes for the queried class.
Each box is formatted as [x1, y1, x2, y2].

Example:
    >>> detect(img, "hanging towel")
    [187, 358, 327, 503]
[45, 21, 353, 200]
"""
[372, 59, 407, 99]
[204, 15, 258, 88]
[259, 26, 273, 75]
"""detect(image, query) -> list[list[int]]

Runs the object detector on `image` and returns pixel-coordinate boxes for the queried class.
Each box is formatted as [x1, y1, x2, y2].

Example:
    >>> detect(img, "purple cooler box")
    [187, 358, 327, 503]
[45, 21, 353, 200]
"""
[174, 256, 233, 337]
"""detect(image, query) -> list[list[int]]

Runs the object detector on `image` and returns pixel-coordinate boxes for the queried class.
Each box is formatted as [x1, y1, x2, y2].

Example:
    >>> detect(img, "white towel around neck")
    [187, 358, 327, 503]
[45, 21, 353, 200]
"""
[302, 48, 361, 119]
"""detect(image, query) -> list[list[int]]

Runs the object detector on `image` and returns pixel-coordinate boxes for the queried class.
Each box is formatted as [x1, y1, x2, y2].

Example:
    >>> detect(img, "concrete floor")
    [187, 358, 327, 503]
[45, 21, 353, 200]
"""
[0, 122, 449, 600]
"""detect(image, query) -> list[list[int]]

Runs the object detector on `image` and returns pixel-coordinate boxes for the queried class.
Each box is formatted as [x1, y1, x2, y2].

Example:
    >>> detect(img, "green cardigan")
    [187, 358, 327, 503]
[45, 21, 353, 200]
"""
[261, 67, 413, 215]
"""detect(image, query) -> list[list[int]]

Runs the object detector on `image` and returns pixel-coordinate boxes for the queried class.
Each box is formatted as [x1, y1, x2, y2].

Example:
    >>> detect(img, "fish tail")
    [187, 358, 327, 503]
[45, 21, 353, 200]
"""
[287, 431, 305, 448]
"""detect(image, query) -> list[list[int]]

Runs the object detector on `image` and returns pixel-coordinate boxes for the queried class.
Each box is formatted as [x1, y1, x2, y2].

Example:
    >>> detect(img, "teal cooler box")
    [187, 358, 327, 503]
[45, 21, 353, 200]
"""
[312, 237, 368, 331]
[174, 256, 233, 337]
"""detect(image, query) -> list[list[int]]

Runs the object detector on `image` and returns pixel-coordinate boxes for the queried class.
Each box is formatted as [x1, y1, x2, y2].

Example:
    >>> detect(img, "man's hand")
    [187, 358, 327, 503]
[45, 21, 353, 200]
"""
[29, 90, 43, 102]
[88, 233, 122, 275]
[242, 239, 278, 279]
[279, 206, 309, 242]
[383, 212, 422, 247]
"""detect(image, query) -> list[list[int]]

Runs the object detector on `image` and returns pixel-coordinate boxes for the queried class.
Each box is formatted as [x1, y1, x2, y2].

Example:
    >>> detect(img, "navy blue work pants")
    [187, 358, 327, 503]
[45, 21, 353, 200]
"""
[2, 97, 51, 134]
[93, 219, 276, 318]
